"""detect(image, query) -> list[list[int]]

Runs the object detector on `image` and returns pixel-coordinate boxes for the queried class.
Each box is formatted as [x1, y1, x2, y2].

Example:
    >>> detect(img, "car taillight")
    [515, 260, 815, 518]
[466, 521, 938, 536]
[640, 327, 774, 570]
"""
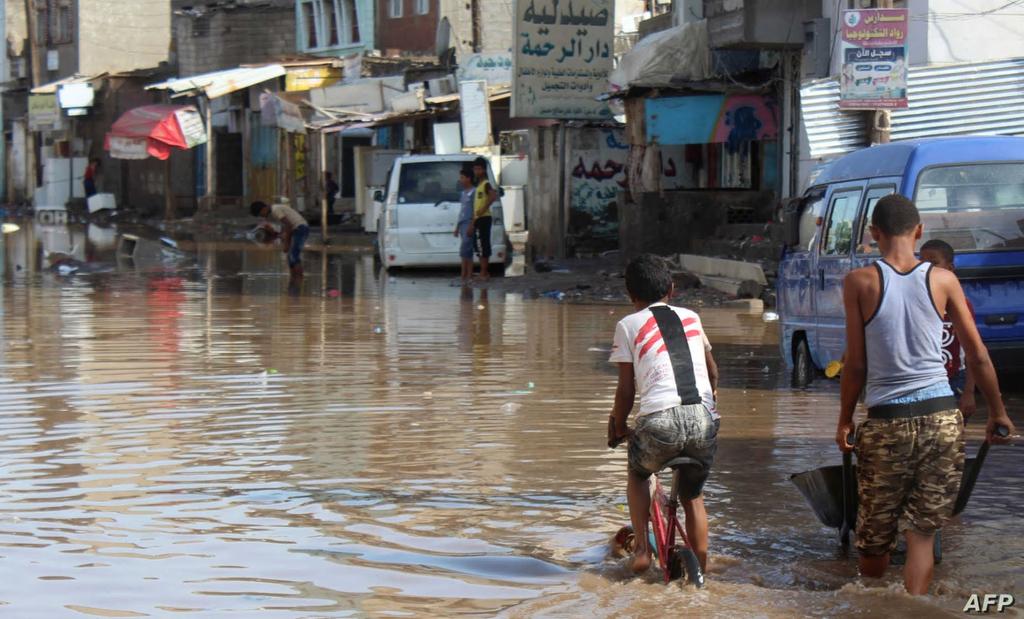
[387, 208, 398, 228]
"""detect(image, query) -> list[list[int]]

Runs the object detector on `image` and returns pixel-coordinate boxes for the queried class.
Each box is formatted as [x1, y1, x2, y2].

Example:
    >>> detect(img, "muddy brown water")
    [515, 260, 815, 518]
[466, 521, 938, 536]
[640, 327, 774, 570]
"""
[0, 222, 1021, 617]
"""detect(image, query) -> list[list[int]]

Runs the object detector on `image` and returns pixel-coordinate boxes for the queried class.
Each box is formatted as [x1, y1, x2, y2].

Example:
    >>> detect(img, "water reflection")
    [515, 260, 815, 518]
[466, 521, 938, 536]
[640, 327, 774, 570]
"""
[0, 220, 1019, 617]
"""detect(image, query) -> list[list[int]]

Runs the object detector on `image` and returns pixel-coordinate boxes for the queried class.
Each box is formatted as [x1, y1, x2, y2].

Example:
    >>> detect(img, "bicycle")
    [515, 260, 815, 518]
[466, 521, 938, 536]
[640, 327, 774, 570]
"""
[611, 432, 706, 587]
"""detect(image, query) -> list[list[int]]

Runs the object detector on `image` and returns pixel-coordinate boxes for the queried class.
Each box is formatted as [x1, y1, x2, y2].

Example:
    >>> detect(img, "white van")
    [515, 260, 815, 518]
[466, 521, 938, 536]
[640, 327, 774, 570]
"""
[376, 154, 507, 271]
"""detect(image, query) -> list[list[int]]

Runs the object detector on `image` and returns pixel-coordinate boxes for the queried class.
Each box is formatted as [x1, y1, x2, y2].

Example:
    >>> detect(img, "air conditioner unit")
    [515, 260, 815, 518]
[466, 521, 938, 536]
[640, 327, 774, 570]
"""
[11, 57, 27, 79]
[427, 75, 456, 97]
[802, 18, 831, 80]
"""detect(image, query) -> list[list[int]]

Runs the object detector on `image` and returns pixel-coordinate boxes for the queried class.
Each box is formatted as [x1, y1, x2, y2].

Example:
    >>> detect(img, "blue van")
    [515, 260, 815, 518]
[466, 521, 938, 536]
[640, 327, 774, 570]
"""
[778, 136, 1024, 386]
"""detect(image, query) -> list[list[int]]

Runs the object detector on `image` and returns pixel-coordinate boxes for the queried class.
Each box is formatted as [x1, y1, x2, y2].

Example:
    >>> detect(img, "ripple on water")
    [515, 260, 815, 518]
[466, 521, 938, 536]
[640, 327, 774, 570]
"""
[0, 242, 1020, 616]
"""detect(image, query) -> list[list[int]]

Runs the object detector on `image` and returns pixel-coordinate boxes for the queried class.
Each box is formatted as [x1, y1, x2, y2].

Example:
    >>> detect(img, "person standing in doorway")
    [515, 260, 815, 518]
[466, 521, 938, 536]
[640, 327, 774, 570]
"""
[470, 157, 497, 280]
[83, 158, 100, 197]
[835, 194, 1013, 595]
[324, 172, 339, 218]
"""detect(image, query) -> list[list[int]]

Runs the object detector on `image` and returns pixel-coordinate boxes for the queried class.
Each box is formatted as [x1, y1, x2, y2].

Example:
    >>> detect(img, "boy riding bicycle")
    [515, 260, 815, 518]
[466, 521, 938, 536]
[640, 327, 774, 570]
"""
[607, 254, 720, 574]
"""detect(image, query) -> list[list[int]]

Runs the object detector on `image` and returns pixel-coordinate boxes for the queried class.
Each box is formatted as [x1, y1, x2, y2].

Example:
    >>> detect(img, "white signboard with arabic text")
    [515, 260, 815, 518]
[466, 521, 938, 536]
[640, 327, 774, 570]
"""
[512, 0, 613, 119]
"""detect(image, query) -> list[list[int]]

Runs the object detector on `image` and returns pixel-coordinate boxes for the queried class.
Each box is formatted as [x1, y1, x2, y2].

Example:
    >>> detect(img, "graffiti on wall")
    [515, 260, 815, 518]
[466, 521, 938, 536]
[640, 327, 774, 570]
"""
[646, 94, 778, 153]
[568, 128, 628, 243]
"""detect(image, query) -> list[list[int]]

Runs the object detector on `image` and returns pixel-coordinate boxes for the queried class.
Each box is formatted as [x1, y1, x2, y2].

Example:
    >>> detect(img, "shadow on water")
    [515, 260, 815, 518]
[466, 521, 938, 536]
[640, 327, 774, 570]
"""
[0, 219, 1020, 617]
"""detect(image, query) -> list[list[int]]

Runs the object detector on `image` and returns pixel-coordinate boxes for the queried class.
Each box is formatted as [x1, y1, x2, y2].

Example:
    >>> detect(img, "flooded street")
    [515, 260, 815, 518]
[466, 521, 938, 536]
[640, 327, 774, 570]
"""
[0, 222, 1020, 618]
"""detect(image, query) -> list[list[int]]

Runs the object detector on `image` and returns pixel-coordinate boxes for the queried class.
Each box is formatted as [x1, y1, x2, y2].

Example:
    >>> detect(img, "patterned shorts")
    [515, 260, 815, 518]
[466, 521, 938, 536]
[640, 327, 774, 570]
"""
[628, 404, 719, 499]
[854, 409, 965, 556]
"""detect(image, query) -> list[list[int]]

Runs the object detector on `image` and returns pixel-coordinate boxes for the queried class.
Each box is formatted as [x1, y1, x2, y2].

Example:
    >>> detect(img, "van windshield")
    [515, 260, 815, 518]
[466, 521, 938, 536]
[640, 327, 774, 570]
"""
[397, 161, 467, 205]
[915, 162, 1024, 252]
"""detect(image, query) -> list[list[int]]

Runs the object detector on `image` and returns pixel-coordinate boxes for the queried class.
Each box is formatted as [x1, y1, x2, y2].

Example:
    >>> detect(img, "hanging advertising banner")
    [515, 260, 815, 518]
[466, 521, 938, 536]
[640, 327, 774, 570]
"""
[512, 0, 614, 119]
[840, 8, 909, 109]
[173, 107, 209, 148]
[28, 94, 62, 131]
[459, 80, 492, 148]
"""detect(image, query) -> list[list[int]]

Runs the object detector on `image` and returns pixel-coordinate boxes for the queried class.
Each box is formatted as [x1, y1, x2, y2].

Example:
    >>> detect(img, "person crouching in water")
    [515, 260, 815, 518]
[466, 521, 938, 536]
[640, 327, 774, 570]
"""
[250, 201, 309, 278]
[607, 254, 720, 575]
[836, 194, 1013, 594]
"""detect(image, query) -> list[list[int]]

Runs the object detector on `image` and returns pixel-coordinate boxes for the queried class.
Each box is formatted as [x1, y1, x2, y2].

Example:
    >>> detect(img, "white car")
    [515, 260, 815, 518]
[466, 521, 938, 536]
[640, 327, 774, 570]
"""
[376, 154, 507, 271]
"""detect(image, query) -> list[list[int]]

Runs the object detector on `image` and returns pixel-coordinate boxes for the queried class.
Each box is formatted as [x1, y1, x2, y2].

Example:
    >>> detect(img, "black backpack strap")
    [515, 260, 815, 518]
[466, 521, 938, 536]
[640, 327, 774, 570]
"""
[650, 305, 702, 405]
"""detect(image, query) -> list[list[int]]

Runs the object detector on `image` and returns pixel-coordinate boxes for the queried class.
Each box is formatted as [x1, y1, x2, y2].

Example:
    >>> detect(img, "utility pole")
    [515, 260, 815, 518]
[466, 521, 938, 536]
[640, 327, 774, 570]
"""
[0, 0, 7, 200]
[24, 0, 44, 202]
[868, 0, 893, 144]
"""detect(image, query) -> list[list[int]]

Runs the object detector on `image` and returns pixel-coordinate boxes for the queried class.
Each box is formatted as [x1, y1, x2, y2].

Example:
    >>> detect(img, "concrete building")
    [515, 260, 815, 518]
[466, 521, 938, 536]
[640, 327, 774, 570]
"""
[175, 1, 297, 77]
[7, 0, 172, 84]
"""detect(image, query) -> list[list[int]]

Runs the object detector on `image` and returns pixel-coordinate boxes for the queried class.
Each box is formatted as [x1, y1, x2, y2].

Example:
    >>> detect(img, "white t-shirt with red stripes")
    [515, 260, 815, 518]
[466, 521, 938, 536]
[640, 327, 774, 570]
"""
[609, 303, 717, 418]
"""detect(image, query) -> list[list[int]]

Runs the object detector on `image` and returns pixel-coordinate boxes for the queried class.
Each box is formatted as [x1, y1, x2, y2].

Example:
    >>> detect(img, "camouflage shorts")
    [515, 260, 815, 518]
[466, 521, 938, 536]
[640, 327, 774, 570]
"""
[854, 409, 965, 556]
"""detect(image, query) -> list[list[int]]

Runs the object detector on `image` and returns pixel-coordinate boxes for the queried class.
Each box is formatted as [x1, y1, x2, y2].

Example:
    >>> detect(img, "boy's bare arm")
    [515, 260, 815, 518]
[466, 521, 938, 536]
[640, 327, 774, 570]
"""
[705, 349, 719, 398]
[837, 270, 869, 452]
[608, 362, 636, 446]
[938, 269, 1015, 443]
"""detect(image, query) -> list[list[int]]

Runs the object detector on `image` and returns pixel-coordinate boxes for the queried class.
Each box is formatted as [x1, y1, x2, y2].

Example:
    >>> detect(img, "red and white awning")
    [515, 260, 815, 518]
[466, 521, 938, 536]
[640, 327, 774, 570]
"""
[104, 105, 207, 160]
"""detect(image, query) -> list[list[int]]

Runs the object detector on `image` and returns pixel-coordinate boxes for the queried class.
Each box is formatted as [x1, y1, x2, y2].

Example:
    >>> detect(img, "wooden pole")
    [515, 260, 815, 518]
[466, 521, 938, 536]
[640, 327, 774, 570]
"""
[867, 0, 894, 145]
[319, 129, 328, 242]
[203, 96, 216, 211]
[164, 157, 174, 220]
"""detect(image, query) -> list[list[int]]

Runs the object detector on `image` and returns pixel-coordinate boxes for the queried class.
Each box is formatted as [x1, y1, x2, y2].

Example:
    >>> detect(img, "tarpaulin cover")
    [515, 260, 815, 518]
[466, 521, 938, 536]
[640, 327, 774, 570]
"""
[105, 105, 205, 160]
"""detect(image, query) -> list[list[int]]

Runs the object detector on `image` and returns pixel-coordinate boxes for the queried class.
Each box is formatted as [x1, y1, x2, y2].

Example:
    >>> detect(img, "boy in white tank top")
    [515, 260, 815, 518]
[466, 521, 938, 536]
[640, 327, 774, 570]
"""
[837, 194, 1014, 595]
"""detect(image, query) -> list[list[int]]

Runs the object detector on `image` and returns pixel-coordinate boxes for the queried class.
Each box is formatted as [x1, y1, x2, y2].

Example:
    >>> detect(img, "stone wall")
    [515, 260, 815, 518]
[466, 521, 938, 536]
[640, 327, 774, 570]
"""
[175, 5, 297, 77]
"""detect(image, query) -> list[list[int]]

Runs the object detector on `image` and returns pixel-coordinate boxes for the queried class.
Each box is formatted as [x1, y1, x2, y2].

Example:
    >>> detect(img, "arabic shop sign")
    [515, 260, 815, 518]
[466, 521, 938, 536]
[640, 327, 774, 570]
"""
[512, 0, 613, 119]
[840, 8, 908, 110]
[458, 53, 513, 85]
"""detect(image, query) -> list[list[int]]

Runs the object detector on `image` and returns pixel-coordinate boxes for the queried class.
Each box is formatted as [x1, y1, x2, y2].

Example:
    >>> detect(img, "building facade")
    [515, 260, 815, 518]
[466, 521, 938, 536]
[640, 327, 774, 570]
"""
[176, 1, 297, 77]
[295, 0, 375, 57]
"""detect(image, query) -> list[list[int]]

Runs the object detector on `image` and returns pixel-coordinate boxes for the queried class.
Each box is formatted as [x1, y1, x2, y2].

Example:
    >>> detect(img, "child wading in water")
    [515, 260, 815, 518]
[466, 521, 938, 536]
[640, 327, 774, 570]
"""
[607, 254, 720, 574]
[919, 239, 977, 418]
[836, 195, 1014, 595]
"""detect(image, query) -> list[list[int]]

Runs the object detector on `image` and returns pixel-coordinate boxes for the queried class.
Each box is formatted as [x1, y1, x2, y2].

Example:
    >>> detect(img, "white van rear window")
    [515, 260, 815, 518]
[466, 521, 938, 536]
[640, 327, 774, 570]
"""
[398, 161, 467, 205]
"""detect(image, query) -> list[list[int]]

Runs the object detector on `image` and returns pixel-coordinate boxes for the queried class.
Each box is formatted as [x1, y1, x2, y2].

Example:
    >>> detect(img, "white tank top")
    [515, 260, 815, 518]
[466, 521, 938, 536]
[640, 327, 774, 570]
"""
[864, 260, 949, 408]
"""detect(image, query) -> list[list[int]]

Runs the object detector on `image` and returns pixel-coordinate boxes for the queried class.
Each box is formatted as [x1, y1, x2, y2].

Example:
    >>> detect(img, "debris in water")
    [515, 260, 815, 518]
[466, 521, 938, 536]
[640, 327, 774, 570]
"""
[373, 326, 384, 334]
[762, 311, 780, 322]
[762, 365, 770, 373]
[477, 304, 486, 310]
[527, 381, 535, 389]
[326, 289, 341, 298]
[500, 402, 522, 413]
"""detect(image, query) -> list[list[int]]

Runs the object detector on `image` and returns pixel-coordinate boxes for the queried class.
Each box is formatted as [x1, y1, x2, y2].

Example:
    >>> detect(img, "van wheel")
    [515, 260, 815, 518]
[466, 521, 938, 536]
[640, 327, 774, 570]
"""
[793, 336, 814, 388]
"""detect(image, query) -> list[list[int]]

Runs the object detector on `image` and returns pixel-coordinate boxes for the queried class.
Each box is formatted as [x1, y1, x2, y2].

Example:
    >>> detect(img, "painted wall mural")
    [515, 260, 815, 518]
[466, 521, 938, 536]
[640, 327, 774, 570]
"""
[645, 94, 778, 151]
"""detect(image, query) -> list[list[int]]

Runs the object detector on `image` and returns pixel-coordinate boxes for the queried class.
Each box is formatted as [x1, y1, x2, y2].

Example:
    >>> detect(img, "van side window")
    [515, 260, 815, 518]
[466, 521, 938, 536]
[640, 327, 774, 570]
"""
[856, 186, 897, 255]
[823, 190, 862, 256]
[798, 194, 825, 251]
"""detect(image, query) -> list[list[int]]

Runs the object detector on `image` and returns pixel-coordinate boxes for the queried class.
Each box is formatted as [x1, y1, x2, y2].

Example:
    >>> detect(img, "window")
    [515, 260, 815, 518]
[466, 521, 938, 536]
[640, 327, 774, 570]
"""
[300, 0, 361, 51]
[823, 190, 862, 256]
[323, 0, 340, 46]
[414, 0, 429, 15]
[389, 0, 403, 19]
[797, 192, 826, 252]
[914, 163, 1024, 252]
[302, 1, 318, 48]
[856, 185, 896, 255]
[397, 162, 464, 204]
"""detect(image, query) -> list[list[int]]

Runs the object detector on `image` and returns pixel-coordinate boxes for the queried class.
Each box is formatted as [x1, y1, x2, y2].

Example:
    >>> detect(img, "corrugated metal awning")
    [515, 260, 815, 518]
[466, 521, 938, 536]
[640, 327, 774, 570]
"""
[800, 79, 868, 159]
[147, 65, 286, 99]
[802, 58, 1024, 159]
[891, 58, 1024, 141]
[31, 73, 105, 94]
